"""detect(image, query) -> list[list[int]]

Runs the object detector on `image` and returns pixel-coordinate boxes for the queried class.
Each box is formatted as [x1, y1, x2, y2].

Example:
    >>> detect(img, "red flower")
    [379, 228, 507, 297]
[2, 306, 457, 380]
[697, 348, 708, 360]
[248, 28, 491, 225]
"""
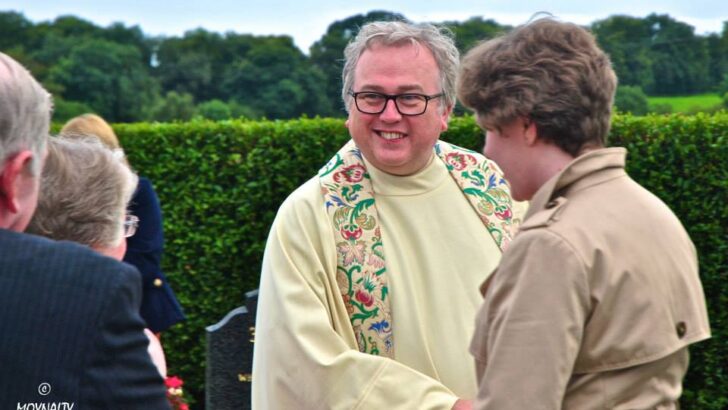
[165, 376, 184, 389]
[341, 225, 362, 240]
[333, 164, 366, 183]
[355, 289, 375, 307]
[165, 375, 189, 410]
[494, 207, 512, 220]
[445, 152, 477, 171]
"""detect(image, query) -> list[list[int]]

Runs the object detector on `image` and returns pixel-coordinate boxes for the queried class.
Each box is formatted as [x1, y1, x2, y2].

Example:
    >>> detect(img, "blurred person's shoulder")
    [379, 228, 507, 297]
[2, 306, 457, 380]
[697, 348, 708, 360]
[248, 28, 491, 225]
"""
[0, 228, 140, 289]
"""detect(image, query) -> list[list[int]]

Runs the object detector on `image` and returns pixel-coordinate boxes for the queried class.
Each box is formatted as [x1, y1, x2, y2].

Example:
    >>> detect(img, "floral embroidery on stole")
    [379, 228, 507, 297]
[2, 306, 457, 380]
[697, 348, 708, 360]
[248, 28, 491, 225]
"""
[319, 140, 515, 357]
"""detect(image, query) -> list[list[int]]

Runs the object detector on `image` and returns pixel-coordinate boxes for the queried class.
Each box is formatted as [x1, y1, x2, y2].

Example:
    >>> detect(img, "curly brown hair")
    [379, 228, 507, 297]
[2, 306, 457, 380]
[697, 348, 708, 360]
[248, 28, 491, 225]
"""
[458, 18, 617, 156]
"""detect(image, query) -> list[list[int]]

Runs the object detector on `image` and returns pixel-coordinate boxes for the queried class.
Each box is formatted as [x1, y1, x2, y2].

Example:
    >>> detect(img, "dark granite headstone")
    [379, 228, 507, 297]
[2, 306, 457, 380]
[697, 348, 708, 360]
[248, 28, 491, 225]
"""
[245, 289, 259, 323]
[205, 293, 257, 410]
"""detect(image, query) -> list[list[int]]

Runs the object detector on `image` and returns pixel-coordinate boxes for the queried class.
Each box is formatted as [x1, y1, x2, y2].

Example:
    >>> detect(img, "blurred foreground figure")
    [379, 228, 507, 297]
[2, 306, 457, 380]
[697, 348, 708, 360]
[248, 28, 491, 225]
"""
[0, 51, 168, 408]
[26, 136, 168, 378]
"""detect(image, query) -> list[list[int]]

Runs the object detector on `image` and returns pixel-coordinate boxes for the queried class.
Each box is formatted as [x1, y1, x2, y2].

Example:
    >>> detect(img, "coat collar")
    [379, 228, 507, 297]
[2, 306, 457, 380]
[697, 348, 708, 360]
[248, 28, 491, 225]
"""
[522, 148, 628, 228]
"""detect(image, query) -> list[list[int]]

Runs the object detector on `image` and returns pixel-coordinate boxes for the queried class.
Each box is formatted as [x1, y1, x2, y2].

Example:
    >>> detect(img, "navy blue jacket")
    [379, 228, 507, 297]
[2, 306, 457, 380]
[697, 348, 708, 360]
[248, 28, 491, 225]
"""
[124, 177, 185, 333]
[0, 229, 170, 408]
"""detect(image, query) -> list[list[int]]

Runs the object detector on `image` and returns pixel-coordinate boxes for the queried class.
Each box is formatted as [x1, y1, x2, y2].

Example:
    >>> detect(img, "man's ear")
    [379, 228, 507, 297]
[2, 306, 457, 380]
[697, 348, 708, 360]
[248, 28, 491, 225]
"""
[523, 118, 538, 146]
[0, 151, 34, 213]
[439, 104, 454, 132]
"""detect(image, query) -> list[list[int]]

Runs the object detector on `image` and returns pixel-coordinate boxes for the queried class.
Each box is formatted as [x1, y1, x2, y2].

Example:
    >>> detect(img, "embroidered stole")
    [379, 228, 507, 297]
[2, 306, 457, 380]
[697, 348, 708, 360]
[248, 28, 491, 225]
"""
[318, 140, 515, 358]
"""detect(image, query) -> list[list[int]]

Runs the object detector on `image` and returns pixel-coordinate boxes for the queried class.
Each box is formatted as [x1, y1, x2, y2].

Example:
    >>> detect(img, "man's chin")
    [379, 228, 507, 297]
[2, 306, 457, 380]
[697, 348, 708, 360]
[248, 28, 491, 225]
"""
[370, 157, 409, 175]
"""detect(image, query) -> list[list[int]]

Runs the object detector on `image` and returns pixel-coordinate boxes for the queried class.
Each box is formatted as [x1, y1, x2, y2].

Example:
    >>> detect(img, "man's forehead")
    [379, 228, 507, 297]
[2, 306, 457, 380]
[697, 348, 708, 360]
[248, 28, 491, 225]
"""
[355, 42, 437, 73]
[362, 40, 423, 57]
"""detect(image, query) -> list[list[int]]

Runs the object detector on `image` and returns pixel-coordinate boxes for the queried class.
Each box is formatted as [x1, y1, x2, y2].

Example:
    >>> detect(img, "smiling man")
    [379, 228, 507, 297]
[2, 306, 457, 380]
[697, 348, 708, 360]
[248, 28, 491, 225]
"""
[252, 21, 522, 409]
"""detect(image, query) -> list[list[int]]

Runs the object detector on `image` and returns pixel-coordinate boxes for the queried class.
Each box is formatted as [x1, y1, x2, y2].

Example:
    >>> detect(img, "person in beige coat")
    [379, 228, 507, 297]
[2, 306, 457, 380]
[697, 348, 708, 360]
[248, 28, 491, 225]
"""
[456, 18, 711, 409]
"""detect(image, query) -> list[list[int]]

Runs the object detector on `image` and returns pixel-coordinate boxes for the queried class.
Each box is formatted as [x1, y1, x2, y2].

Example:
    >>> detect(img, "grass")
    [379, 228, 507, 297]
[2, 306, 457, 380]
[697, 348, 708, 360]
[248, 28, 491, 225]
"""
[647, 93, 723, 113]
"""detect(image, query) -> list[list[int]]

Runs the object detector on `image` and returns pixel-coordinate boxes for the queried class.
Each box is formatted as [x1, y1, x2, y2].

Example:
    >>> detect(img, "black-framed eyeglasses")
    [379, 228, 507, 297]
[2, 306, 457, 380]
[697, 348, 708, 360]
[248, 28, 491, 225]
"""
[348, 91, 444, 116]
[124, 214, 139, 238]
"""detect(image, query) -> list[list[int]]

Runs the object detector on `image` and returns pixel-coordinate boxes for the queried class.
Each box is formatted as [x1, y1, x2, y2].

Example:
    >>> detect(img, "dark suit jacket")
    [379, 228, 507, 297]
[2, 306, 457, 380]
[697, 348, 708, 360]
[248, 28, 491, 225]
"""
[124, 177, 185, 333]
[0, 228, 170, 409]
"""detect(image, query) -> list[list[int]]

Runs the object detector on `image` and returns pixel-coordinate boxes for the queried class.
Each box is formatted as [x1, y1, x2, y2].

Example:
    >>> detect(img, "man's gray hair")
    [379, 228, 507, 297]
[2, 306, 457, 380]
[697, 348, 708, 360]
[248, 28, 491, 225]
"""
[0, 52, 52, 174]
[26, 136, 138, 249]
[341, 21, 460, 112]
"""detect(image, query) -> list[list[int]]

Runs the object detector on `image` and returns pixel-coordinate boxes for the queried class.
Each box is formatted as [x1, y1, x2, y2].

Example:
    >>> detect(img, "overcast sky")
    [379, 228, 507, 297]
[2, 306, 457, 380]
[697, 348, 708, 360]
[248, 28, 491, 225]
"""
[3, 1, 727, 52]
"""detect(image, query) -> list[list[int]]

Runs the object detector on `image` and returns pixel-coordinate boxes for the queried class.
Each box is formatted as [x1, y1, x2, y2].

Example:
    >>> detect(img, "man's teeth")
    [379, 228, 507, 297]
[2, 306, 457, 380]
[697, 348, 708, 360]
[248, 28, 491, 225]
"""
[380, 132, 404, 140]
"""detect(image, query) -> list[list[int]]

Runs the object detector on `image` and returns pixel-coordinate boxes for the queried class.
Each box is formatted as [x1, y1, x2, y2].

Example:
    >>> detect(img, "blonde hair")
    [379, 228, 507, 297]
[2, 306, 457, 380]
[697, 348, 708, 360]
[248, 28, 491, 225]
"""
[61, 113, 121, 149]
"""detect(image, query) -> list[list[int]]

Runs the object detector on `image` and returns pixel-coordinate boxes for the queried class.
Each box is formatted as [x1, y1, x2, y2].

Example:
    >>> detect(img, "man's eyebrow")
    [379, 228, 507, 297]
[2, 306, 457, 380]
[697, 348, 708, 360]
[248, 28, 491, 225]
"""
[356, 84, 426, 93]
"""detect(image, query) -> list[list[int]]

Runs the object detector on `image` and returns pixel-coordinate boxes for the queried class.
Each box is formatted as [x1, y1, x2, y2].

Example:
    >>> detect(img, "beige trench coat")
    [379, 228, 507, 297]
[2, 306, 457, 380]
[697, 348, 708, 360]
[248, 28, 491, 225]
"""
[471, 148, 711, 409]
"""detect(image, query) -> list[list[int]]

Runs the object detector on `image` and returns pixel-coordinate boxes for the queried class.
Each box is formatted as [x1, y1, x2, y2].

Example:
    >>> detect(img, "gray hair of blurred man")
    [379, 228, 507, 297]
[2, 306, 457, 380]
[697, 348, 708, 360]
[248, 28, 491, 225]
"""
[26, 136, 138, 249]
[341, 21, 460, 115]
[0, 52, 52, 175]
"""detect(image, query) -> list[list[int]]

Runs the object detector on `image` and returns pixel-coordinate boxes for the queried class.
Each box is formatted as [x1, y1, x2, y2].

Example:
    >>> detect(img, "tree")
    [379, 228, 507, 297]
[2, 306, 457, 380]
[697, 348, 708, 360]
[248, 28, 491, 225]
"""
[47, 15, 103, 38]
[591, 15, 654, 90]
[104, 22, 154, 65]
[0, 11, 32, 51]
[445, 16, 507, 52]
[49, 39, 159, 122]
[52, 97, 94, 123]
[592, 14, 711, 95]
[222, 36, 331, 118]
[153, 29, 223, 101]
[706, 22, 728, 90]
[646, 14, 709, 95]
[151, 91, 196, 122]
[614, 85, 649, 115]
[156, 50, 214, 99]
[196, 99, 232, 120]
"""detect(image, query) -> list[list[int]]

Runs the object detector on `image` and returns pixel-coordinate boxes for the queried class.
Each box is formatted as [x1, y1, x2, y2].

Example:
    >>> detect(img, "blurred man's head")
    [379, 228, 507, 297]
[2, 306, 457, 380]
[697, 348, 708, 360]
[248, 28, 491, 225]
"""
[0, 52, 52, 231]
[26, 136, 138, 259]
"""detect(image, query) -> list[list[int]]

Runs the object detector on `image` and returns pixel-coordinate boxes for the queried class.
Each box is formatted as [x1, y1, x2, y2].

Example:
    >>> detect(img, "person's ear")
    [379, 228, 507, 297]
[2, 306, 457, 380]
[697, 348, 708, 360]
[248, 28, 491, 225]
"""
[523, 118, 538, 146]
[439, 104, 454, 132]
[0, 151, 34, 213]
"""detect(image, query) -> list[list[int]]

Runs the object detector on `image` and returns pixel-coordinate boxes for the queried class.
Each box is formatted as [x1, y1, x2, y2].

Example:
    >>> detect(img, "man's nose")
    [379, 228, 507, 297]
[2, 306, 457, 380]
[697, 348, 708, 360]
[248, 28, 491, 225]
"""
[379, 99, 402, 122]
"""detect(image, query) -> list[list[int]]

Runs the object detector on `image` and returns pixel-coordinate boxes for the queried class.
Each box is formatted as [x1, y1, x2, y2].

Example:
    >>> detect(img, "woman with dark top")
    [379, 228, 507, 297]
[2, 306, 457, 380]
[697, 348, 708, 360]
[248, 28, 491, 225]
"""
[124, 175, 186, 333]
[61, 113, 185, 334]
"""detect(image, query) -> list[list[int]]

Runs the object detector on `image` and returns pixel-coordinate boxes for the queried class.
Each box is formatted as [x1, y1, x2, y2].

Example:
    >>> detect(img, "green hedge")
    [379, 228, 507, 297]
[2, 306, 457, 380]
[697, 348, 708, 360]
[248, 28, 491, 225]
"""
[609, 113, 727, 409]
[112, 113, 726, 408]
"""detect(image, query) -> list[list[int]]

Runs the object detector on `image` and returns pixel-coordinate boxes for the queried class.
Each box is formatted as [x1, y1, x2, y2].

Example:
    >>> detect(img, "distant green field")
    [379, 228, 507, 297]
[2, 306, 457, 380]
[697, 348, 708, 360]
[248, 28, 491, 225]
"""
[647, 94, 722, 113]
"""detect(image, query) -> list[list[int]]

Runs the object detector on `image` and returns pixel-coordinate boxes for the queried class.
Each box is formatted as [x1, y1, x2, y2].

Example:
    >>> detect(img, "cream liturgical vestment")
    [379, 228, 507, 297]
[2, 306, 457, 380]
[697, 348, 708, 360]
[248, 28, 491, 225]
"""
[253, 143, 518, 409]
